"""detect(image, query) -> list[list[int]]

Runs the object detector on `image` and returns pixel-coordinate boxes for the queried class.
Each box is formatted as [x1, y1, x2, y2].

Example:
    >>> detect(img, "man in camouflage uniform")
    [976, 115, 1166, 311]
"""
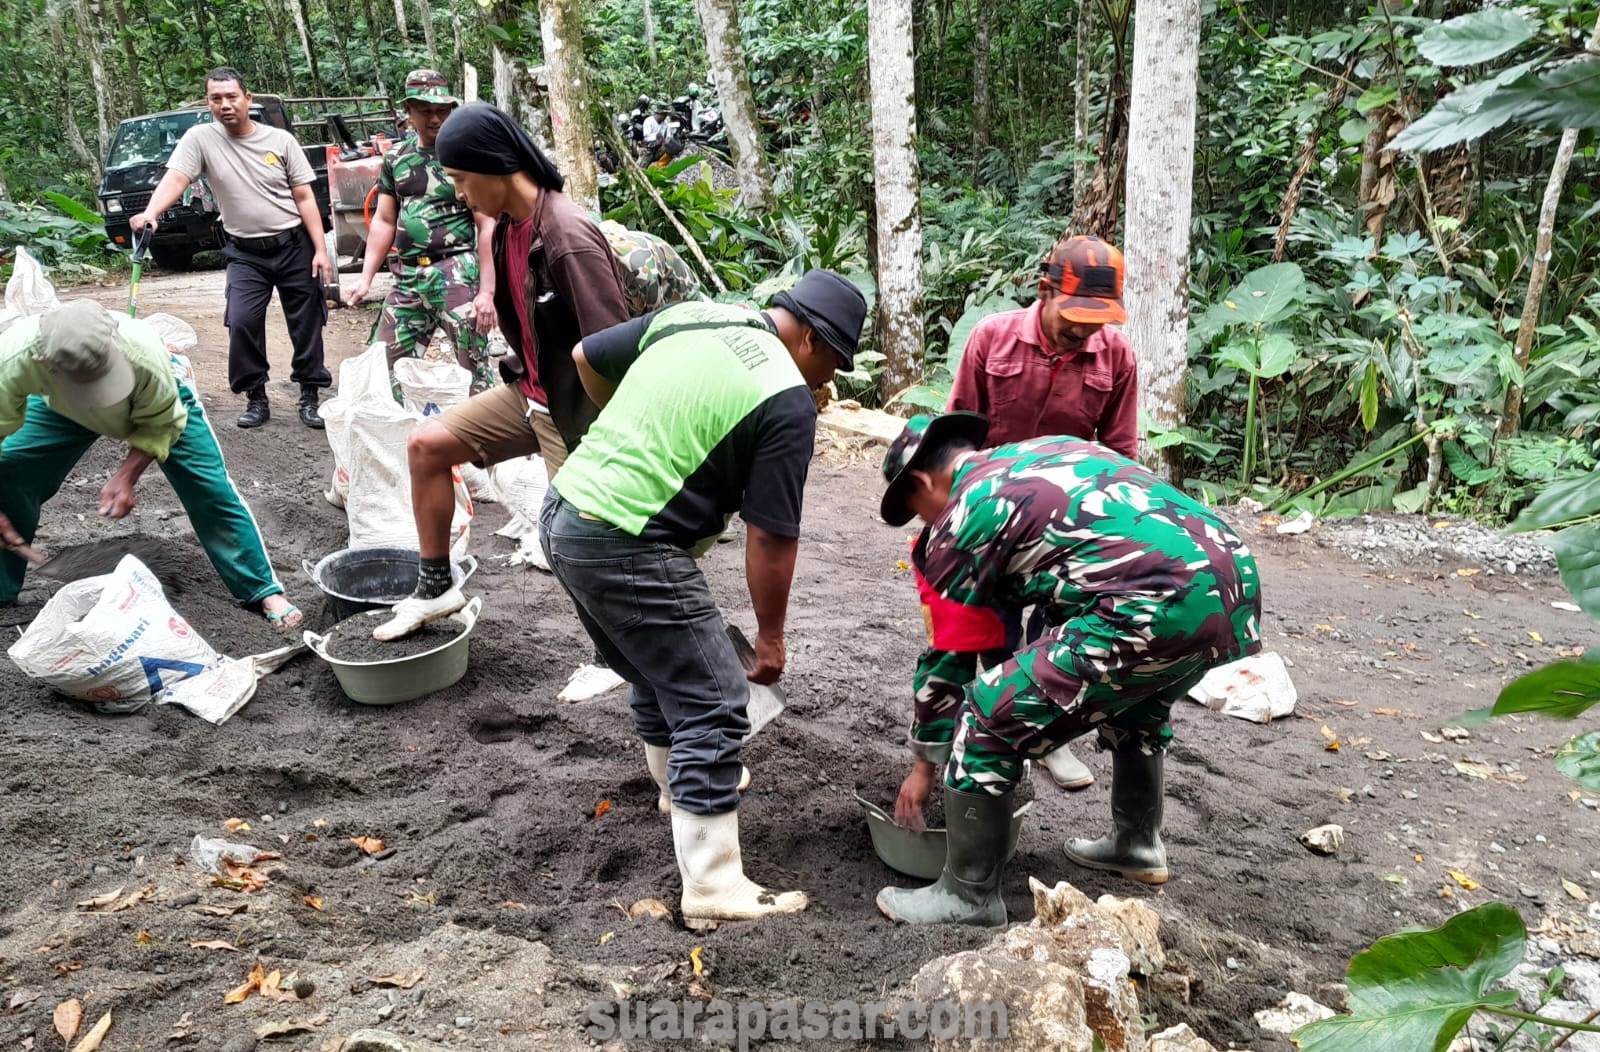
[346, 70, 498, 393]
[875, 413, 1261, 927]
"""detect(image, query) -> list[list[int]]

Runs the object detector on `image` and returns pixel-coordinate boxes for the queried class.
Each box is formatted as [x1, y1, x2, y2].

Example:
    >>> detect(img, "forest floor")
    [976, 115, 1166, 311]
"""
[1, 269, 1598, 1051]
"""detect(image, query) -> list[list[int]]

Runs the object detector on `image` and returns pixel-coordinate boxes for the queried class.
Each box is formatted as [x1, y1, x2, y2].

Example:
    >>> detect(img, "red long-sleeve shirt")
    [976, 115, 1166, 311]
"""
[947, 301, 1139, 459]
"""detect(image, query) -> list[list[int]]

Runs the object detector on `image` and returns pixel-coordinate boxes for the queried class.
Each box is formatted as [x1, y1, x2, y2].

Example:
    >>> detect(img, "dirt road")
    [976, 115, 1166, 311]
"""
[1, 271, 1597, 1050]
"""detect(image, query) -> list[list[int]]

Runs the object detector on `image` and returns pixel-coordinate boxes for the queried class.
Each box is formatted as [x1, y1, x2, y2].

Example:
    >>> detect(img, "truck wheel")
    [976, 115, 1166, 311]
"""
[151, 246, 195, 270]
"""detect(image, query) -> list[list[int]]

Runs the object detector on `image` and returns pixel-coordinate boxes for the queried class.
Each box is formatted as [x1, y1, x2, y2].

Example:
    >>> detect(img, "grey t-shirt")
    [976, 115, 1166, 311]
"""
[166, 122, 315, 237]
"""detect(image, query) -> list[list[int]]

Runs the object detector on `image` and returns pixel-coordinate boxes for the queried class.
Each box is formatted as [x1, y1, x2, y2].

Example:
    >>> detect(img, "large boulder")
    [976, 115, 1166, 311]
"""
[910, 949, 1097, 1052]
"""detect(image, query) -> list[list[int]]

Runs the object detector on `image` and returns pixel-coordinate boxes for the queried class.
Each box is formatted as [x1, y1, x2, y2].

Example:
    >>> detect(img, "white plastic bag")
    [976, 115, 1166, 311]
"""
[393, 356, 470, 417]
[157, 641, 304, 725]
[6, 555, 220, 711]
[1186, 651, 1298, 724]
[322, 344, 472, 556]
[492, 455, 551, 569]
[0, 248, 61, 333]
[142, 312, 199, 355]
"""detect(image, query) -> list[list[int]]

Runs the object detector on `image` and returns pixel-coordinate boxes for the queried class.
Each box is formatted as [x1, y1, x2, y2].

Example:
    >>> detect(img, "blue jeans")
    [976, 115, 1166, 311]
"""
[541, 490, 750, 815]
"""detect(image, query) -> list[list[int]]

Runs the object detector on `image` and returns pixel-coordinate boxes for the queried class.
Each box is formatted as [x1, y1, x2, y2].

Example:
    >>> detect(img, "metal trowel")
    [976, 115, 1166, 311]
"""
[725, 625, 786, 737]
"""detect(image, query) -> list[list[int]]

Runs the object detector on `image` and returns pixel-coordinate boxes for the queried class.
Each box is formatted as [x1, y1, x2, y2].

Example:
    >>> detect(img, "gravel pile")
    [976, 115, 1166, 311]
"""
[1316, 514, 1557, 575]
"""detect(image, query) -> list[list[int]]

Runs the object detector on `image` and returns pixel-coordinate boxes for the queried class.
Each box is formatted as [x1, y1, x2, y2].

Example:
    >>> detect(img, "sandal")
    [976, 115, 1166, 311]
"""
[264, 601, 304, 631]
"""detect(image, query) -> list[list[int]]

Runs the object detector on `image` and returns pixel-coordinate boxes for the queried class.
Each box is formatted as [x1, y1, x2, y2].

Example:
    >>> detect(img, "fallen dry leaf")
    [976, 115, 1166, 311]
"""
[1529, 630, 1545, 644]
[219, 858, 270, 893]
[74, 888, 122, 911]
[1456, 568, 1479, 577]
[690, 946, 705, 977]
[500, 900, 527, 910]
[75, 884, 151, 913]
[350, 836, 385, 855]
[223, 818, 252, 833]
[303, 895, 325, 911]
[628, 898, 671, 921]
[190, 940, 239, 952]
[54, 998, 82, 1042]
[1447, 870, 1481, 891]
[1563, 879, 1590, 902]
[593, 799, 613, 820]
[260, 969, 300, 1003]
[197, 903, 247, 917]
[1320, 725, 1338, 741]
[1454, 761, 1495, 780]
[53, 962, 83, 976]
[599, 931, 615, 945]
[409, 890, 437, 906]
[370, 972, 424, 990]
[225, 961, 266, 1005]
[134, 930, 154, 946]
[1421, 731, 1445, 744]
[1373, 707, 1410, 718]
[312, 818, 328, 828]
[255, 1019, 318, 1040]
[8, 990, 40, 1012]
[71, 1010, 111, 1052]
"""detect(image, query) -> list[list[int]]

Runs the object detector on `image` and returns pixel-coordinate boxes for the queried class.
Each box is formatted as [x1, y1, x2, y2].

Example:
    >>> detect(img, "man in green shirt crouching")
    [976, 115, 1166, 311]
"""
[541, 270, 866, 931]
[0, 300, 301, 627]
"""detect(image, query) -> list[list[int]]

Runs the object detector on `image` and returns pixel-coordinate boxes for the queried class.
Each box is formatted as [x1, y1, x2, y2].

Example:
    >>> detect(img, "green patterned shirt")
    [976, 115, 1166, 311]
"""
[376, 136, 476, 264]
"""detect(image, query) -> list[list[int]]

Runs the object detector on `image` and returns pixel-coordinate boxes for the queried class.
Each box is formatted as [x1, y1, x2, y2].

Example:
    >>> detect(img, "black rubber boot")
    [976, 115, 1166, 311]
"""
[298, 385, 324, 430]
[876, 786, 1011, 926]
[1063, 747, 1169, 884]
[236, 388, 270, 429]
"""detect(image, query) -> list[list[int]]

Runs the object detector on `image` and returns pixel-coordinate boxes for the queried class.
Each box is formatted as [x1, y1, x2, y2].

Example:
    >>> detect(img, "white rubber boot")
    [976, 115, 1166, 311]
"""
[672, 809, 807, 931]
[646, 745, 752, 816]
[645, 743, 672, 814]
[1040, 743, 1095, 790]
[559, 663, 626, 702]
[373, 586, 466, 641]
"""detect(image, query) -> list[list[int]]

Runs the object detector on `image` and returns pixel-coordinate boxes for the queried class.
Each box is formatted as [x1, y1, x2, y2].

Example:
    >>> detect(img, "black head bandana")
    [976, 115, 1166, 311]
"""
[435, 102, 565, 192]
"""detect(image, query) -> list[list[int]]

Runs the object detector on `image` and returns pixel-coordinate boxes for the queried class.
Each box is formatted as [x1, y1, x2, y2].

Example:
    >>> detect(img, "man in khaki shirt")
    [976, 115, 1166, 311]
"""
[132, 67, 332, 431]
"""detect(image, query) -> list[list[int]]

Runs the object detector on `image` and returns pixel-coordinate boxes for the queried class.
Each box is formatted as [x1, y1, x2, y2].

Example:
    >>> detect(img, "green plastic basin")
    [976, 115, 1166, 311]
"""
[855, 790, 1033, 880]
[303, 596, 482, 706]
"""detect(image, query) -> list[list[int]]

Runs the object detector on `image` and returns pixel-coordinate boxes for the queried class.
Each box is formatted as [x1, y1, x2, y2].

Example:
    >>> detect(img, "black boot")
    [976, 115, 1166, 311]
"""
[236, 387, 270, 429]
[1063, 747, 1168, 884]
[876, 786, 1011, 926]
[298, 385, 324, 430]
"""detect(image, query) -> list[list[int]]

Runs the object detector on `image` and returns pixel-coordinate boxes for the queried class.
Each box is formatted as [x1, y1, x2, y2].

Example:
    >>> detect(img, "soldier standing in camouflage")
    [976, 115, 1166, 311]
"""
[345, 70, 498, 393]
[875, 413, 1262, 926]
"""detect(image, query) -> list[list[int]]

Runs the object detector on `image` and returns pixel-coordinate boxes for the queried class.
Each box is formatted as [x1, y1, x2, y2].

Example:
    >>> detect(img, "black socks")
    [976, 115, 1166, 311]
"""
[415, 556, 453, 600]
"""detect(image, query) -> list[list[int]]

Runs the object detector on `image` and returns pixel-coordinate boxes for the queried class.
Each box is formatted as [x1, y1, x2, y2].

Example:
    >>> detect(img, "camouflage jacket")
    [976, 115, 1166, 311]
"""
[377, 137, 476, 264]
[916, 437, 1261, 652]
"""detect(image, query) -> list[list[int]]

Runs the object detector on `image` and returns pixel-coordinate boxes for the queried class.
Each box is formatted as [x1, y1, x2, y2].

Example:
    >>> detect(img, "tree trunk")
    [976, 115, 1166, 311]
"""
[867, 0, 924, 396]
[290, 0, 326, 95]
[693, 0, 773, 212]
[1274, 62, 1353, 261]
[1072, 0, 1094, 204]
[972, 0, 991, 155]
[109, 0, 146, 114]
[191, 0, 216, 65]
[47, 5, 102, 184]
[540, 0, 599, 211]
[256, 0, 296, 89]
[326, 0, 360, 90]
[392, 0, 409, 40]
[1124, 0, 1201, 477]
[1498, 19, 1600, 440]
[1070, 0, 1130, 240]
[73, 0, 114, 156]
[451, 3, 467, 88]
[418, 0, 439, 67]
[359, 0, 391, 96]
[642, 0, 658, 64]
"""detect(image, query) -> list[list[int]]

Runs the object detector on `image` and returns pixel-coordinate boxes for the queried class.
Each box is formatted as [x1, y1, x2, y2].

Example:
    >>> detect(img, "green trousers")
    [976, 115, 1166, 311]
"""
[0, 386, 283, 606]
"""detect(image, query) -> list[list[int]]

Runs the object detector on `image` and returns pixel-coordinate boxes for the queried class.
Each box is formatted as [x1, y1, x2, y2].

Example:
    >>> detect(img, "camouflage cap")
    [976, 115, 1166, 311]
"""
[879, 412, 989, 526]
[403, 69, 459, 106]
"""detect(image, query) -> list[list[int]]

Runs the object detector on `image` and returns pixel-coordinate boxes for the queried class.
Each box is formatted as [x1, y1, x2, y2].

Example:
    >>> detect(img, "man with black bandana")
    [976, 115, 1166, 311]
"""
[541, 271, 867, 931]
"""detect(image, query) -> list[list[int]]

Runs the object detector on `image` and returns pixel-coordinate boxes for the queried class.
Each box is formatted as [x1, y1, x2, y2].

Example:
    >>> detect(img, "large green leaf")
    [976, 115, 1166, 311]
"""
[1416, 9, 1537, 67]
[1203, 263, 1307, 330]
[42, 191, 101, 226]
[1509, 468, 1600, 532]
[1496, 56, 1600, 129]
[1360, 362, 1379, 432]
[1553, 522, 1600, 620]
[1294, 903, 1525, 1052]
[1390, 60, 1537, 152]
[1556, 731, 1600, 790]
[945, 295, 1016, 375]
[1494, 658, 1600, 721]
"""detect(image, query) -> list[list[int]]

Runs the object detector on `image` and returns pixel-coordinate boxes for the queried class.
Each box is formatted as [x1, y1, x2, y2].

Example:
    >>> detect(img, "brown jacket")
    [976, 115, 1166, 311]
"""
[492, 189, 630, 450]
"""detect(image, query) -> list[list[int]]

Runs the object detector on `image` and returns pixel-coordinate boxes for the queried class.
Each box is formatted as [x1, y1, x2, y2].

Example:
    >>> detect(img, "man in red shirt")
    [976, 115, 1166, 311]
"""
[944, 234, 1139, 792]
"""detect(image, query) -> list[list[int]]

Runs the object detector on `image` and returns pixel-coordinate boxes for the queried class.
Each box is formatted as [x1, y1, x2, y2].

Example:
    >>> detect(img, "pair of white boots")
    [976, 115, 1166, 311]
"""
[645, 744, 806, 930]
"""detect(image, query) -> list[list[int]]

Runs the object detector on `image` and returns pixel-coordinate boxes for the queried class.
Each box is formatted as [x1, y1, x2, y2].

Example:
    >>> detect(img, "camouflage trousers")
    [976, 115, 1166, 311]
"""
[375, 254, 495, 395]
[947, 593, 1261, 796]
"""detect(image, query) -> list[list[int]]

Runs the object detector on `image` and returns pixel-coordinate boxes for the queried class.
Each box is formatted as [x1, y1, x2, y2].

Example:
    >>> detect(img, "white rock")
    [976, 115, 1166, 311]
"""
[1277, 510, 1315, 535]
[1298, 824, 1346, 856]
[1254, 992, 1336, 1035]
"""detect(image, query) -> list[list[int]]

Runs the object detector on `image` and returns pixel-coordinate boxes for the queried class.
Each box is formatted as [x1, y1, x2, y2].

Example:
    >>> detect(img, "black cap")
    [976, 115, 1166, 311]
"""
[771, 269, 869, 371]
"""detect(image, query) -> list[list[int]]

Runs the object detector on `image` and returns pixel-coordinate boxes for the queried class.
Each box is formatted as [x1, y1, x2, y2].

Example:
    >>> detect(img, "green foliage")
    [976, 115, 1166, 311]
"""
[1555, 731, 1600, 790]
[1415, 9, 1537, 67]
[1494, 658, 1600, 722]
[0, 197, 114, 280]
[1294, 903, 1525, 1052]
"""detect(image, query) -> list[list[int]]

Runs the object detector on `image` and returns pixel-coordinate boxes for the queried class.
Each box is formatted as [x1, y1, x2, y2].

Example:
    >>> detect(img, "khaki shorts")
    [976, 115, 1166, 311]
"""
[438, 382, 571, 474]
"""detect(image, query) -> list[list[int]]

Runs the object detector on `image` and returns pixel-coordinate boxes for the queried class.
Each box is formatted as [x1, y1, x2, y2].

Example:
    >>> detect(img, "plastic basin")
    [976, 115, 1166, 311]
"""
[302, 547, 477, 622]
[854, 791, 1033, 880]
[303, 597, 482, 706]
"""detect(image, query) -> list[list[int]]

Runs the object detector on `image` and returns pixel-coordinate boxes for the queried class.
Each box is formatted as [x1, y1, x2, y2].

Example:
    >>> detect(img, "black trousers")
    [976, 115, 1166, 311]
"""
[221, 229, 331, 395]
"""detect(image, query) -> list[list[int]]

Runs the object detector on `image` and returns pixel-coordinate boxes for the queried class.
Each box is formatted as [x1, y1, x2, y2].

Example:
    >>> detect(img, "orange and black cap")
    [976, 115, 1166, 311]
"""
[1041, 235, 1126, 325]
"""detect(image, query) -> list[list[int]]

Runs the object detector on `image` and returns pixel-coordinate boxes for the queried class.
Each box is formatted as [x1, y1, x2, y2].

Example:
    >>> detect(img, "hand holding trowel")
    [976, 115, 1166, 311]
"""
[726, 625, 786, 738]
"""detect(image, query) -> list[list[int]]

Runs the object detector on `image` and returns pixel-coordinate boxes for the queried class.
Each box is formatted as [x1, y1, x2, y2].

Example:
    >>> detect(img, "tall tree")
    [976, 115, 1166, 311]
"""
[972, 0, 991, 155]
[71, 0, 113, 156]
[1073, 0, 1095, 202]
[867, 0, 923, 394]
[417, 0, 439, 68]
[392, 0, 409, 40]
[1070, 0, 1130, 239]
[290, 0, 326, 96]
[1124, 0, 1201, 475]
[539, 0, 599, 210]
[358, 0, 391, 96]
[1499, 16, 1600, 441]
[45, 3, 100, 183]
[693, 0, 773, 212]
[642, 0, 658, 65]
[108, 0, 145, 115]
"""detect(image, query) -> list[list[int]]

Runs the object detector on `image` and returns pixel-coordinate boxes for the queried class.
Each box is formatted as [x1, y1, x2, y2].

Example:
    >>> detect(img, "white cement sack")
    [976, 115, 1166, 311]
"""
[0, 248, 61, 333]
[1186, 651, 1298, 724]
[393, 356, 470, 417]
[157, 642, 305, 725]
[6, 555, 220, 712]
[143, 312, 199, 355]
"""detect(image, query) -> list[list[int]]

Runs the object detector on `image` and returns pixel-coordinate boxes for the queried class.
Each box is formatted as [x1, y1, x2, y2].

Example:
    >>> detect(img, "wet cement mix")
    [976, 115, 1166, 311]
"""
[1, 274, 1598, 1050]
[322, 617, 464, 663]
